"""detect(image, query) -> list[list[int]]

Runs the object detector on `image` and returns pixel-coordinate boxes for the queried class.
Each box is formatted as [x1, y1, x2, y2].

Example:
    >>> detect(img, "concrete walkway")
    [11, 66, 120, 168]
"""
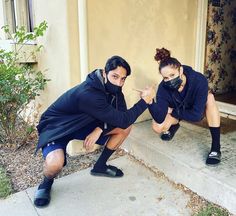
[123, 120, 236, 215]
[0, 120, 235, 215]
[0, 156, 194, 216]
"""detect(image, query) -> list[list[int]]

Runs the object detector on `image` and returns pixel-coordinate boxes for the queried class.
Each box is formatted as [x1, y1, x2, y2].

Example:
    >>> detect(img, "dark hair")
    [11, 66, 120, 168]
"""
[154, 48, 181, 72]
[105, 55, 131, 76]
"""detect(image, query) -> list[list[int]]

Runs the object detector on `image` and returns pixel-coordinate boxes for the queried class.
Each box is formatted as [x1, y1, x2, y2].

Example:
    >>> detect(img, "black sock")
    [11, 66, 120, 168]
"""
[38, 176, 54, 190]
[209, 127, 221, 153]
[169, 123, 180, 134]
[93, 146, 115, 170]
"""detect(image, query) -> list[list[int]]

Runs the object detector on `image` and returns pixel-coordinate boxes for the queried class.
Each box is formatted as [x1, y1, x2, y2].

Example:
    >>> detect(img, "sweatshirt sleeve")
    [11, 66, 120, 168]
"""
[117, 92, 127, 111]
[171, 78, 208, 122]
[79, 92, 147, 129]
[148, 87, 169, 124]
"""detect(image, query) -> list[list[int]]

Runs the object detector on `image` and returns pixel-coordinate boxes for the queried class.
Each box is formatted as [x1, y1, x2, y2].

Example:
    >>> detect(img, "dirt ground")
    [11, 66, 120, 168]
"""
[0, 141, 124, 193]
[0, 138, 232, 215]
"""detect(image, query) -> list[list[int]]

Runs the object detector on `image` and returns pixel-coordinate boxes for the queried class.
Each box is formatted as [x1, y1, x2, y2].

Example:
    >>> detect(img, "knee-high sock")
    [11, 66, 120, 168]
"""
[38, 176, 54, 190]
[209, 127, 221, 152]
[94, 146, 115, 170]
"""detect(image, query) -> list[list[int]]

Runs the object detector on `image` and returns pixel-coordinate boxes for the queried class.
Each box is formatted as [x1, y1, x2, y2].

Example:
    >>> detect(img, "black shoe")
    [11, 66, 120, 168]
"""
[160, 123, 180, 141]
[90, 165, 124, 178]
[206, 151, 221, 166]
[34, 188, 51, 208]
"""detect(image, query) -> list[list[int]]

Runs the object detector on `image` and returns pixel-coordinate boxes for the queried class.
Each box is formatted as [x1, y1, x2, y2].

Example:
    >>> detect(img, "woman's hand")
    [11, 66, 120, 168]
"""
[83, 127, 103, 151]
[134, 85, 156, 104]
[168, 107, 173, 114]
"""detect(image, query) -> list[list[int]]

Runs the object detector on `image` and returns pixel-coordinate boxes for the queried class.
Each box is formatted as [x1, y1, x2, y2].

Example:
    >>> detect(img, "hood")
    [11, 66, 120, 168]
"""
[86, 69, 106, 92]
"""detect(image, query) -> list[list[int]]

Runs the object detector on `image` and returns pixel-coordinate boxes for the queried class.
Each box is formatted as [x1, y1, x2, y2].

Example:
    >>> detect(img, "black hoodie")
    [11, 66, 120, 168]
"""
[148, 65, 208, 123]
[35, 69, 147, 152]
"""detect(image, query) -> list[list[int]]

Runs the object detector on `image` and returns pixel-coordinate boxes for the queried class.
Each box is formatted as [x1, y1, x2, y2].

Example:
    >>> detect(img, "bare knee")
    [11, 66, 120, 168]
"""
[152, 121, 164, 134]
[206, 93, 216, 107]
[44, 150, 64, 177]
[119, 125, 132, 137]
[109, 126, 132, 137]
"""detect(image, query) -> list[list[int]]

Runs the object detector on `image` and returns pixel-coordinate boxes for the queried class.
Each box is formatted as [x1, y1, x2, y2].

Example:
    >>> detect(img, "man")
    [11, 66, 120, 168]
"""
[34, 55, 154, 207]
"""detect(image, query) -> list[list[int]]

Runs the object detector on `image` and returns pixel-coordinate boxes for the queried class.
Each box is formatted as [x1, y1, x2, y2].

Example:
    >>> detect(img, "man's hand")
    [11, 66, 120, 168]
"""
[83, 127, 103, 151]
[134, 85, 155, 104]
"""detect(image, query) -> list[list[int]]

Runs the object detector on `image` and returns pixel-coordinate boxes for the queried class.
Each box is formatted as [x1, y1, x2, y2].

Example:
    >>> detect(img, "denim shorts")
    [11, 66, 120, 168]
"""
[42, 122, 110, 166]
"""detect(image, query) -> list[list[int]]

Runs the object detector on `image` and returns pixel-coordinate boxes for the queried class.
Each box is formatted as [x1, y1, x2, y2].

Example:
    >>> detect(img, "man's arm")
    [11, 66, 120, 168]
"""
[79, 90, 153, 129]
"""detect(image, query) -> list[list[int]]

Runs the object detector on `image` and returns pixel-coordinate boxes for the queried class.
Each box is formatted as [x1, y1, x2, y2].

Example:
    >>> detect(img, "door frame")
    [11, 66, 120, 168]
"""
[194, 0, 208, 74]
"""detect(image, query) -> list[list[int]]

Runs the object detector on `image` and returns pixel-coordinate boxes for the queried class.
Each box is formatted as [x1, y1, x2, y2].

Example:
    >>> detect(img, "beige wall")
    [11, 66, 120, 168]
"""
[33, 0, 198, 122]
[87, 0, 198, 121]
[33, 0, 80, 112]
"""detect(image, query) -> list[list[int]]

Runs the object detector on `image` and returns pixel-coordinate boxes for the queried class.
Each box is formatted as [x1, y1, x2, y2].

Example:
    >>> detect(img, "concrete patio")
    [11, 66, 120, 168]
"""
[124, 120, 236, 215]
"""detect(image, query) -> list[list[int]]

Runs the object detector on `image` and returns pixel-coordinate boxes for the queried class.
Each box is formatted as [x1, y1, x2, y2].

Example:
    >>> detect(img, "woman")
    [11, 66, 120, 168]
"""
[148, 48, 221, 166]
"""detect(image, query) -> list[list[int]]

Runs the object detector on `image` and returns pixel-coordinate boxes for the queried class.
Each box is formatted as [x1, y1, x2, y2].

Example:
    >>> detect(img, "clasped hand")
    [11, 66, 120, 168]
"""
[134, 85, 155, 104]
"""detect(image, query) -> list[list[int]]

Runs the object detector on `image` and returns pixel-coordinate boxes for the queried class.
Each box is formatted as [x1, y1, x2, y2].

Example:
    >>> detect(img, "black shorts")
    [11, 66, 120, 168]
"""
[42, 122, 110, 166]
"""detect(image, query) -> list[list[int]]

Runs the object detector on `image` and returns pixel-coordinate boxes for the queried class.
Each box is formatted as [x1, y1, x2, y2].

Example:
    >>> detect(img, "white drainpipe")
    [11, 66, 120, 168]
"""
[78, 0, 88, 82]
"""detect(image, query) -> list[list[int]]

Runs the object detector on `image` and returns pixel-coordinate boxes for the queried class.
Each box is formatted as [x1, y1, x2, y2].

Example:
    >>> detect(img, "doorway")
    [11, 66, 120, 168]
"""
[204, 0, 236, 107]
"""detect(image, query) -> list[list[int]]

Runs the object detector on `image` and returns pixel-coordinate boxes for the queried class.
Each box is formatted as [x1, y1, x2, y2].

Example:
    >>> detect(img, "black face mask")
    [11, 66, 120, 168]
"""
[104, 77, 121, 95]
[163, 76, 183, 90]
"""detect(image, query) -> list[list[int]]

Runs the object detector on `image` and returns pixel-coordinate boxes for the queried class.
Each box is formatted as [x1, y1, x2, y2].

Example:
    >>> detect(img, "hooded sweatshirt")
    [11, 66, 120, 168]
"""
[148, 65, 208, 123]
[35, 69, 147, 152]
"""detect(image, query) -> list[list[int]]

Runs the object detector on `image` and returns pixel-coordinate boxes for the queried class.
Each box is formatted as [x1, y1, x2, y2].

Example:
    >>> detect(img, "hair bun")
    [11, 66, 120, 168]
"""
[154, 48, 171, 62]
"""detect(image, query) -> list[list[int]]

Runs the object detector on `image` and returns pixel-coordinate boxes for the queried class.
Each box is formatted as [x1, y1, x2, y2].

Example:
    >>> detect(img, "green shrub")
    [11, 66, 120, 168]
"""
[0, 166, 12, 198]
[0, 21, 49, 148]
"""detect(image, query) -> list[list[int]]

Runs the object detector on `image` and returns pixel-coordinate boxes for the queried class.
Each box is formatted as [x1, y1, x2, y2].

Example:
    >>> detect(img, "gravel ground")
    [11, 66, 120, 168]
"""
[0, 141, 124, 193]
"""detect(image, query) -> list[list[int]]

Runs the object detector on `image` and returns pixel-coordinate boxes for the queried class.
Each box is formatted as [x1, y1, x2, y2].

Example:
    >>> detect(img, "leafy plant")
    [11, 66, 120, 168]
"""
[0, 21, 49, 148]
[0, 166, 12, 198]
[195, 204, 229, 216]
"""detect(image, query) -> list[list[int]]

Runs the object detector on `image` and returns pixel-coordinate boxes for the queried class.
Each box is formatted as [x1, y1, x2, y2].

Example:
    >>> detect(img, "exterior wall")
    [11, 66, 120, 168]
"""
[33, 0, 80, 112]
[67, 0, 81, 87]
[1, 0, 198, 122]
[0, 1, 5, 39]
[87, 0, 198, 121]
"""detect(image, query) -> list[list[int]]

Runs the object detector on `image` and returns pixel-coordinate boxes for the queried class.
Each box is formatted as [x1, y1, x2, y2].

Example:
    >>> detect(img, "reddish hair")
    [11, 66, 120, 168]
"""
[154, 48, 181, 72]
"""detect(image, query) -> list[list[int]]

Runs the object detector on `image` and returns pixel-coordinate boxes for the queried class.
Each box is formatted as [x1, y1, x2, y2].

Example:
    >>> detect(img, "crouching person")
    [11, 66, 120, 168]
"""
[34, 56, 155, 208]
[149, 48, 221, 166]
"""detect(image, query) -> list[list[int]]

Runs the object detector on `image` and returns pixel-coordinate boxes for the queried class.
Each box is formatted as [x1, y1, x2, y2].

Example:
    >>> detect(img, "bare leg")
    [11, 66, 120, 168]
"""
[43, 149, 65, 178]
[34, 149, 65, 207]
[105, 126, 132, 149]
[205, 93, 221, 165]
[152, 113, 179, 134]
[205, 93, 220, 127]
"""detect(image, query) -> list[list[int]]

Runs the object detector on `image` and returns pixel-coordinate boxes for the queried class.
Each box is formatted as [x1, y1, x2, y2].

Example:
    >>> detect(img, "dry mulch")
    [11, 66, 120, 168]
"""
[0, 139, 124, 193]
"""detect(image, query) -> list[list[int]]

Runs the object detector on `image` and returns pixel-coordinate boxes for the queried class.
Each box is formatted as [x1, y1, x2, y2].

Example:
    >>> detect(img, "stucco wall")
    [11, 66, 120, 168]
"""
[33, 0, 80, 112]
[87, 0, 198, 121]
[32, 0, 198, 122]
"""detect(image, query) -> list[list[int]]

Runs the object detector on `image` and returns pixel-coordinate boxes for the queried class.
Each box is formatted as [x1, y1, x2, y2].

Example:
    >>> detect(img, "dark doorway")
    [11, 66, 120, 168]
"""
[204, 0, 236, 105]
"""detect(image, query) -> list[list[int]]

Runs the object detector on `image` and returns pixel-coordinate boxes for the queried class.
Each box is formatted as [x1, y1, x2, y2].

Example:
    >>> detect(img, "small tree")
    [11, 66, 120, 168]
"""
[0, 21, 49, 148]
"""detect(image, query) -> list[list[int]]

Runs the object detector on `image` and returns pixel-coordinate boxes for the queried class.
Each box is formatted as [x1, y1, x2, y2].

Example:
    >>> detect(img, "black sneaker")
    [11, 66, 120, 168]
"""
[206, 151, 221, 166]
[160, 123, 180, 141]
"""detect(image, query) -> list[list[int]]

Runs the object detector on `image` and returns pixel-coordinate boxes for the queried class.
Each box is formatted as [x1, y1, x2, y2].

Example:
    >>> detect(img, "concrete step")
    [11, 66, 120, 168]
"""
[123, 120, 236, 215]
